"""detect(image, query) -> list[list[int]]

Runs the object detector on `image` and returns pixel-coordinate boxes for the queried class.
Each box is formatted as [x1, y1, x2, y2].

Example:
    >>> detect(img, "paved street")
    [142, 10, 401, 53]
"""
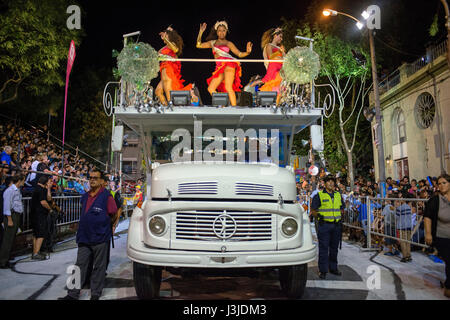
[0, 219, 447, 300]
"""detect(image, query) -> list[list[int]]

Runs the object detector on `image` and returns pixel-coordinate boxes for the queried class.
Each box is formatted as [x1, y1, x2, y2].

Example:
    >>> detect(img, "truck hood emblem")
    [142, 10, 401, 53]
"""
[213, 214, 237, 239]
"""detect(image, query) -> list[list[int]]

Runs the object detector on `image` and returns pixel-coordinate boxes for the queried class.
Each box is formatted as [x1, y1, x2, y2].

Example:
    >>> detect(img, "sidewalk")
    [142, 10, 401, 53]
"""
[0, 219, 130, 300]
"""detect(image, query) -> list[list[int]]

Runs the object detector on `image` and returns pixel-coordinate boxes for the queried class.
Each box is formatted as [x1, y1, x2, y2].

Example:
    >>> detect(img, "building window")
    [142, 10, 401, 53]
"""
[414, 92, 436, 129]
[395, 158, 409, 180]
[123, 161, 138, 174]
[392, 108, 407, 145]
[398, 110, 407, 143]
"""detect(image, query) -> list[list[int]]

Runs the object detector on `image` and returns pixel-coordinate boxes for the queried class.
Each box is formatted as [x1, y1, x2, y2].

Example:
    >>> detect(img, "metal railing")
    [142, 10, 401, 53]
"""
[20, 193, 136, 234]
[406, 40, 448, 77]
[379, 69, 400, 95]
[378, 40, 448, 95]
[342, 196, 428, 252]
[20, 195, 82, 234]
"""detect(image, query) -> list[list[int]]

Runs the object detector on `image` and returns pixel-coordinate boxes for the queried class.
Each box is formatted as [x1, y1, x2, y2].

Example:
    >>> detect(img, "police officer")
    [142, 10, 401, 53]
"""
[311, 175, 345, 279]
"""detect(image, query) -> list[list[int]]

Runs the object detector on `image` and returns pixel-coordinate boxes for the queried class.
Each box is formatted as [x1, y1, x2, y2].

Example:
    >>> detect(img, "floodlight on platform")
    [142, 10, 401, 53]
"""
[212, 93, 229, 107]
[256, 91, 277, 106]
[170, 90, 191, 106]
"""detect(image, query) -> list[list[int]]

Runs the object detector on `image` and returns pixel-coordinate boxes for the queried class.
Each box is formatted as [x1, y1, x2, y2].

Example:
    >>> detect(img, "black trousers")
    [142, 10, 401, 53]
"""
[435, 237, 450, 289]
[67, 241, 109, 298]
[0, 212, 21, 266]
[317, 221, 341, 274]
[42, 214, 57, 251]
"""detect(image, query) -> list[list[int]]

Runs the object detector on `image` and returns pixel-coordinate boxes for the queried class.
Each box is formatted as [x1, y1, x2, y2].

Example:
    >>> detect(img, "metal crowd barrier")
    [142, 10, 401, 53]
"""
[20, 195, 82, 234]
[342, 195, 429, 251]
[20, 193, 137, 234]
[297, 192, 311, 216]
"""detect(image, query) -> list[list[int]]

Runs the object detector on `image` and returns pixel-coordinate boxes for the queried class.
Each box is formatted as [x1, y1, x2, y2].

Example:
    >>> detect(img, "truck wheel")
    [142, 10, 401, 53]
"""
[279, 264, 308, 299]
[133, 262, 162, 300]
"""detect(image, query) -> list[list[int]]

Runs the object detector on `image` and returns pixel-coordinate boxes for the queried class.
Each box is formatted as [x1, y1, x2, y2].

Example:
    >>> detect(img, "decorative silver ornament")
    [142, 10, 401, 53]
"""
[281, 46, 320, 84]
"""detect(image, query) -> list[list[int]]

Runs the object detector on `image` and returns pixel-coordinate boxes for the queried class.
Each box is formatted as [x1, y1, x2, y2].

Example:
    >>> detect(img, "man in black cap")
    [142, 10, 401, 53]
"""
[311, 175, 345, 279]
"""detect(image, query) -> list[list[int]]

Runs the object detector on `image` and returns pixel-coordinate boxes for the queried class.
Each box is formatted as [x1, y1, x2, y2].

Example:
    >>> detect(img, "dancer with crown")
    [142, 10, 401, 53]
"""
[196, 21, 252, 106]
[156, 26, 193, 105]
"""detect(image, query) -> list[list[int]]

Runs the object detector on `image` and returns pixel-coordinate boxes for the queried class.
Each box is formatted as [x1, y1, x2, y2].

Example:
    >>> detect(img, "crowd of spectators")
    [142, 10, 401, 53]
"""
[0, 121, 126, 196]
[0, 120, 140, 263]
[297, 169, 443, 263]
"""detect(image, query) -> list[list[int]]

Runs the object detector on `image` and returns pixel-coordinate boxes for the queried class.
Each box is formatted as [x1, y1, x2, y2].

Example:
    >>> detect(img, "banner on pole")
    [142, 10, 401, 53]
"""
[63, 40, 76, 145]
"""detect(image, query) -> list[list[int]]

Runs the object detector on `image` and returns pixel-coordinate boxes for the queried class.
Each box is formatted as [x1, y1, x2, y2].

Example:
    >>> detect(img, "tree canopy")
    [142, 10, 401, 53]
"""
[0, 0, 82, 105]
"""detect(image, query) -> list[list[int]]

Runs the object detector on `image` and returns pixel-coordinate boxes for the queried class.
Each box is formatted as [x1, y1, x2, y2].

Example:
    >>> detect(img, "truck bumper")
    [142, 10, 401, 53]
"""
[127, 238, 317, 268]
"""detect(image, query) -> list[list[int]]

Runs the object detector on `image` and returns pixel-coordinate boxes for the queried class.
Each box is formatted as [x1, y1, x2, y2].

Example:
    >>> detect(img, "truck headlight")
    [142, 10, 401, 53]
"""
[149, 216, 166, 235]
[281, 218, 298, 237]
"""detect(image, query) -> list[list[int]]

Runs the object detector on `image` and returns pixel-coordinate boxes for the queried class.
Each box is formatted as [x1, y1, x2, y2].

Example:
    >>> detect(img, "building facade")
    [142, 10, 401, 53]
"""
[371, 40, 449, 181]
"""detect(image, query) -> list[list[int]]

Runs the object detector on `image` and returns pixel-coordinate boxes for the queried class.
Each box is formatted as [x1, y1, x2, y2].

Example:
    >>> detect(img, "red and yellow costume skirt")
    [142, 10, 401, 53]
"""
[260, 62, 282, 93]
[207, 58, 242, 92]
[159, 47, 192, 91]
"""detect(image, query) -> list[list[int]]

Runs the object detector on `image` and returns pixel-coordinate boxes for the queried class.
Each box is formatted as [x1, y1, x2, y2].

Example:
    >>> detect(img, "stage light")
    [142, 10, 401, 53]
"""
[170, 90, 191, 106]
[257, 91, 278, 106]
[212, 93, 229, 107]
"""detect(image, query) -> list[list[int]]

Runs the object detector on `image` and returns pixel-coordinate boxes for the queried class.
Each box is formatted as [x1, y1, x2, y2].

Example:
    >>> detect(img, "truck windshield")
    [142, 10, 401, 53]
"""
[151, 131, 286, 164]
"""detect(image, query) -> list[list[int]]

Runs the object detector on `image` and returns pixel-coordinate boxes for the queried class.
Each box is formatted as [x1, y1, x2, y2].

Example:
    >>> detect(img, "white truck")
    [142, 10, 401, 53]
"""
[113, 106, 321, 299]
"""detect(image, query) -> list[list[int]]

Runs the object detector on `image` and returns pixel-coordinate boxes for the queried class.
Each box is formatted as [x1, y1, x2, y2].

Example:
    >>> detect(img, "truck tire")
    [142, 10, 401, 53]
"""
[279, 264, 308, 299]
[133, 262, 162, 300]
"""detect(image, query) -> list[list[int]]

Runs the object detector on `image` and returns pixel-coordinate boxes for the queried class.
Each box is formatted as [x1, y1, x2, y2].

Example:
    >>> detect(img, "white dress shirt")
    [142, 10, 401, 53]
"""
[3, 184, 23, 215]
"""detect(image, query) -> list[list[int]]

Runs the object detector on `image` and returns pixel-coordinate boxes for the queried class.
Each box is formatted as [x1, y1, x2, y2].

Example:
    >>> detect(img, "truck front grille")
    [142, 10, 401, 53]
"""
[175, 210, 273, 241]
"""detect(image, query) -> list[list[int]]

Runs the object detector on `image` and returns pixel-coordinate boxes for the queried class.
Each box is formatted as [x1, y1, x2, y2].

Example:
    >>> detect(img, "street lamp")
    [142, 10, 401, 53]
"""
[323, 9, 364, 30]
[323, 8, 386, 185]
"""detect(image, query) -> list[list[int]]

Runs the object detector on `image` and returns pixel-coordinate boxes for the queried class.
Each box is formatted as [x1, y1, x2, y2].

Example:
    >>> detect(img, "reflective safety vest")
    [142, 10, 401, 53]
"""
[318, 191, 342, 222]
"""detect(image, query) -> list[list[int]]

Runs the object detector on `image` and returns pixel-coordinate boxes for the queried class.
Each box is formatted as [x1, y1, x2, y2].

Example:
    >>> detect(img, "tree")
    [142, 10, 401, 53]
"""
[284, 22, 372, 188]
[0, 0, 82, 105]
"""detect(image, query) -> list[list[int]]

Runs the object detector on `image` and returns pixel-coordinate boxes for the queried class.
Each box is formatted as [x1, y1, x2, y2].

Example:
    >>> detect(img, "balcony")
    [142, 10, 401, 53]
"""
[372, 40, 448, 104]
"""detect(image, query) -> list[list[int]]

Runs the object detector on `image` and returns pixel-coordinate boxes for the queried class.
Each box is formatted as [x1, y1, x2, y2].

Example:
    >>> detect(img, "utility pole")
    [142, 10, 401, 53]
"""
[368, 29, 386, 183]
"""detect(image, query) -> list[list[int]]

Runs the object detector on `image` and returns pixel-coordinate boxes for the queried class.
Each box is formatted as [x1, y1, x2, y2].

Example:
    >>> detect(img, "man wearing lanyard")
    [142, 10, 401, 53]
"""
[311, 175, 345, 279]
[0, 174, 25, 269]
[59, 169, 117, 300]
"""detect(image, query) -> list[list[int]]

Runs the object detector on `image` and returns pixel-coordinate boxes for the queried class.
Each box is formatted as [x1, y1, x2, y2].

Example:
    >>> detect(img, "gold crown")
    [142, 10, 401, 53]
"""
[214, 21, 228, 31]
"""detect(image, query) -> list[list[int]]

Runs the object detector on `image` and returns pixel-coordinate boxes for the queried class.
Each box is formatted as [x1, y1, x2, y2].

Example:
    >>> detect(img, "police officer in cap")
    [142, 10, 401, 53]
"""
[311, 175, 345, 279]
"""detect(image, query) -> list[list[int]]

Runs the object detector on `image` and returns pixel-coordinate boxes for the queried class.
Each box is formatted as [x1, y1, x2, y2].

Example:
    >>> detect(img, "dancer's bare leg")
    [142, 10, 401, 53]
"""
[155, 81, 167, 105]
[161, 69, 173, 103]
[224, 67, 236, 106]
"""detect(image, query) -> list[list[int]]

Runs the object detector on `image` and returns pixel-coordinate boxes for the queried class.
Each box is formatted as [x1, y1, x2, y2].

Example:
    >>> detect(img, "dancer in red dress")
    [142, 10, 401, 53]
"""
[252, 27, 285, 104]
[156, 27, 192, 105]
[196, 21, 252, 106]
